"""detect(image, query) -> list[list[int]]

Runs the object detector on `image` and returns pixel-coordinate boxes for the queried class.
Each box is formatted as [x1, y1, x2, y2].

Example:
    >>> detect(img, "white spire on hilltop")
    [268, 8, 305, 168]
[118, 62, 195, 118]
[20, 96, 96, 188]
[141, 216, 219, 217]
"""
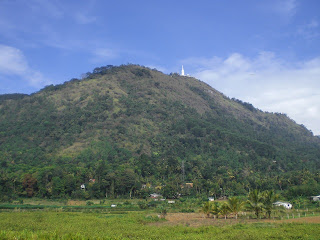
[181, 65, 185, 76]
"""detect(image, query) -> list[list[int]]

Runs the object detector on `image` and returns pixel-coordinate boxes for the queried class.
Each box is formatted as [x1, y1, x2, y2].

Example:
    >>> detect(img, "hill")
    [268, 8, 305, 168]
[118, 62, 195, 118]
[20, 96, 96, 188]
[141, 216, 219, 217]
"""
[0, 64, 319, 200]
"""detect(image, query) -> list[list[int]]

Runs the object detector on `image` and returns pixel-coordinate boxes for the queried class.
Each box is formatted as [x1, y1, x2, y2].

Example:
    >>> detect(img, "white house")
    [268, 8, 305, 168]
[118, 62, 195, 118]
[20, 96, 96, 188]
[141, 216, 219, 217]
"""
[311, 195, 320, 201]
[208, 197, 215, 202]
[80, 184, 85, 190]
[273, 201, 292, 209]
[150, 193, 162, 199]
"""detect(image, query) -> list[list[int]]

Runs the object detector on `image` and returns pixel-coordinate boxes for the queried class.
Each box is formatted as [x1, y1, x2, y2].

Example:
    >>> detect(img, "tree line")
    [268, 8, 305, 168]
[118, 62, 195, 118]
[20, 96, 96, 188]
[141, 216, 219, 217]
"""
[202, 189, 283, 219]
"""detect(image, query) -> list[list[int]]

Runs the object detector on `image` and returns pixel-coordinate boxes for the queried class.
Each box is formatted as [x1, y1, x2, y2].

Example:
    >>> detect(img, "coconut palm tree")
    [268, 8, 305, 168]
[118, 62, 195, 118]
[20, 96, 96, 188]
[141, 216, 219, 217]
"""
[262, 190, 279, 219]
[227, 197, 244, 219]
[247, 189, 264, 218]
[211, 202, 220, 219]
[202, 201, 212, 218]
[219, 202, 230, 219]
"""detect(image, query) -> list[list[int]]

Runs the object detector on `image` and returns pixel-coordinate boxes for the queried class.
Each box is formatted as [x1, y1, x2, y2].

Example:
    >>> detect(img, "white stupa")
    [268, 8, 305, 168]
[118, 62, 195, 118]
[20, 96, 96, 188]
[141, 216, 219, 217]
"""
[181, 65, 185, 76]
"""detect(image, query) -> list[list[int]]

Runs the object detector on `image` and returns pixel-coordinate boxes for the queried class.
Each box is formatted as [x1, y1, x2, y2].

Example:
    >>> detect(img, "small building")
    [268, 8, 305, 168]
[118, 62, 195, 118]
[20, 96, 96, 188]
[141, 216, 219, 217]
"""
[208, 197, 215, 202]
[89, 179, 96, 183]
[150, 193, 162, 199]
[273, 201, 292, 209]
[80, 184, 86, 190]
[111, 204, 116, 208]
[311, 195, 320, 201]
[168, 200, 175, 204]
[141, 183, 152, 189]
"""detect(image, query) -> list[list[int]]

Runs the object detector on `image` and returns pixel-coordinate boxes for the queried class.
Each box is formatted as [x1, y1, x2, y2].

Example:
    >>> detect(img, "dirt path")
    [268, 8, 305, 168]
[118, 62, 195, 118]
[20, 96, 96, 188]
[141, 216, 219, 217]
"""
[267, 215, 320, 224]
[153, 213, 255, 227]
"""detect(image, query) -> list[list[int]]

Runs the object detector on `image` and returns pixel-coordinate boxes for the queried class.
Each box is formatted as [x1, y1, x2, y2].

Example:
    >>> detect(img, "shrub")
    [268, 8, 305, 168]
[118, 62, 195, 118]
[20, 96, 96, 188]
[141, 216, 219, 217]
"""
[157, 206, 167, 219]
[180, 208, 194, 213]
[138, 201, 148, 209]
[148, 201, 161, 208]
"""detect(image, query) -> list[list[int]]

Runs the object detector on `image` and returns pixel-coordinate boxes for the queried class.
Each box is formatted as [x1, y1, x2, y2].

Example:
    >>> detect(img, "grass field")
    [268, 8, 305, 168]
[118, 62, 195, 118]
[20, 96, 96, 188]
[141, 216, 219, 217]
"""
[0, 211, 320, 239]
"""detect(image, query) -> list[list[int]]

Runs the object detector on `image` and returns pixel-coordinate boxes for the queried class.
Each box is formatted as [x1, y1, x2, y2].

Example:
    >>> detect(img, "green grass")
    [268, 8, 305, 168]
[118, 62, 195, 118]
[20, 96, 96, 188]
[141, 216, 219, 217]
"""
[0, 211, 319, 239]
[0, 204, 142, 214]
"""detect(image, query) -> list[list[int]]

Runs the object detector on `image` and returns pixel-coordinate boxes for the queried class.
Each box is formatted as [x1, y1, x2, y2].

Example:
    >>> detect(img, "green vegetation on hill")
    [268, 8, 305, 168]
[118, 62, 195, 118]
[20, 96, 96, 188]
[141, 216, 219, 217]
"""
[0, 64, 319, 200]
[0, 93, 28, 102]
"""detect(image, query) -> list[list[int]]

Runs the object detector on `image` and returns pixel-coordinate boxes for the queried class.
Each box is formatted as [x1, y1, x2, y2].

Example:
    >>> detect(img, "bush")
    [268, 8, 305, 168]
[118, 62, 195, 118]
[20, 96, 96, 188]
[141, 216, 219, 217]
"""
[157, 206, 167, 219]
[148, 201, 161, 208]
[180, 208, 195, 213]
[86, 201, 94, 206]
[138, 201, 148, 209]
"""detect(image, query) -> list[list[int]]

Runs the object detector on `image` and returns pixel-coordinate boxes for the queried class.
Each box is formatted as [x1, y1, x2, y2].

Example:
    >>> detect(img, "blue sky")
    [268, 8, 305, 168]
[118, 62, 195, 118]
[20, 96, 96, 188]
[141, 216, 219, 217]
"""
[1, 0, 320, 134]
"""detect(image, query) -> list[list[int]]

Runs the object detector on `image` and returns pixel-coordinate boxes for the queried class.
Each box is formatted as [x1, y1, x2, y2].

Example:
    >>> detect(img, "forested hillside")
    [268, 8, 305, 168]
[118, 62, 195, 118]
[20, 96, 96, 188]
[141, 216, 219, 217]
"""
[0, 64, 319, 201]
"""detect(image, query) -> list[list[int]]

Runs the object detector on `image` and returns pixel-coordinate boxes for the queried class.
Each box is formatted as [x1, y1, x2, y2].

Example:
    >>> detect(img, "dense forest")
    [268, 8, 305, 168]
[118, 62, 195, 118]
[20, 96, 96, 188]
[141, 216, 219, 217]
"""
[0, 64, 319, 201]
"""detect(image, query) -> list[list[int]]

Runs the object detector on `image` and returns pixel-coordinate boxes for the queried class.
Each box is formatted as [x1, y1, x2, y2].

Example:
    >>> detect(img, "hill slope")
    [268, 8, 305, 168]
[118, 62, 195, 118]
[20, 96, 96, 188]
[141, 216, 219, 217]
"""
[0, 64, 319, 200]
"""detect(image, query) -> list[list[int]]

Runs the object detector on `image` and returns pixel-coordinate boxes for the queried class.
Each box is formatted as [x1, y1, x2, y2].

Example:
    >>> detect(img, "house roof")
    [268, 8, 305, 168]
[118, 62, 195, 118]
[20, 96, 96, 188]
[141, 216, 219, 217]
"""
[273, 201, 291, 205]
[150, 193, 162, 197]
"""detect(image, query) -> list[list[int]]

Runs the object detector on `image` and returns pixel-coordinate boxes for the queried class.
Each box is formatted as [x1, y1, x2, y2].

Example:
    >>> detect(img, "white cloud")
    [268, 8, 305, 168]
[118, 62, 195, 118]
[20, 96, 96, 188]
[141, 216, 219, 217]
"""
[0, 44, 49, 88]
[0, 45, 28, 74]
[91, 48, 117, 63]
[296, 19, 320, 40]
[273, 0, 297, 18]
[183, 52, 320, 135]
[29, 0, 64, 19]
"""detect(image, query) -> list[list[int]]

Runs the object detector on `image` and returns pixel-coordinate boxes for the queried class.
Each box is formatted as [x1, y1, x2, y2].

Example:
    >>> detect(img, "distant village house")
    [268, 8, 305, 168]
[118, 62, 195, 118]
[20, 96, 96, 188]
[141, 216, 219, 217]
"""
[150, 193, 162, 199]
[273, 201, 292, 209]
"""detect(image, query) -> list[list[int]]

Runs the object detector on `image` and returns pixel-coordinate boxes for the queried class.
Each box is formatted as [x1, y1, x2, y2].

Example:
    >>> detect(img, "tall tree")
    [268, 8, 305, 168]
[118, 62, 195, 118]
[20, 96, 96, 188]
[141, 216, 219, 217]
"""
[247, 189, 263, 218]
[227, 197, 244, 219]
[22, 174, 37, 197]
[262, 190, 279, 219]
[219, 202, 230, 219]
[202, 201, 212, 218]
[211, 202, 220, 219]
